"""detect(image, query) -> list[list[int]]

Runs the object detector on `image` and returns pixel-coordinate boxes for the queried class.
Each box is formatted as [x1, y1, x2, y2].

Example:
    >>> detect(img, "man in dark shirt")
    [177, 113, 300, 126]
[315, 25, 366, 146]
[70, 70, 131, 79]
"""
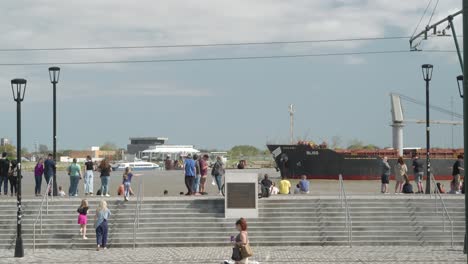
[260, 174, 273, 198]
[0, 152, 10, 195]
[43, 153, 56, 193]
[452, 154, 464, 177]
[412, 155, 424, 194]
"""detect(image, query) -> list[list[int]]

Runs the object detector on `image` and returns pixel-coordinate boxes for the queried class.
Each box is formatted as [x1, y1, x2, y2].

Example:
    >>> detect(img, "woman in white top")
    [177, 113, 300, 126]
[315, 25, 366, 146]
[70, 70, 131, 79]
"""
[395, 157, 407, 194]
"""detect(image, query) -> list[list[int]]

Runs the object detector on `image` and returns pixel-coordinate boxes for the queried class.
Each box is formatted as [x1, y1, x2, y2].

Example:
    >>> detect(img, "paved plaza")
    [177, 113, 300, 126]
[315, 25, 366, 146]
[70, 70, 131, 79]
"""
[0, 246, 465, 264]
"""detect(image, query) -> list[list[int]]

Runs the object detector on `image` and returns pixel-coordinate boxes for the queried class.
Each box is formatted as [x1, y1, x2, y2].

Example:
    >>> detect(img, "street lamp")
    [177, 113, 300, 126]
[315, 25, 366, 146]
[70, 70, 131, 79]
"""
[11, 78, 26, 258]
[422, 64, 433, 194]
[48, 66, 60, 196]
[457, 75, 464, 98]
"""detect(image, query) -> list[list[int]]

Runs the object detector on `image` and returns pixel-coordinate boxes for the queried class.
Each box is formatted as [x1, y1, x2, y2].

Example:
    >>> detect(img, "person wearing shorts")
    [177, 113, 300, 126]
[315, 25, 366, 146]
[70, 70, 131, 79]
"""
[412, 155, 424, 193]
[381, 157, 390, 194]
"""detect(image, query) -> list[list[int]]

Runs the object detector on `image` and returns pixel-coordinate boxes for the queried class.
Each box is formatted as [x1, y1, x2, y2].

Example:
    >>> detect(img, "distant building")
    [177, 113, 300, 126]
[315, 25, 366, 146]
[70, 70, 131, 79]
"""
[0, 138, 10, 146]
[127, 137, 168, 155]
[60, 147, 117, 162]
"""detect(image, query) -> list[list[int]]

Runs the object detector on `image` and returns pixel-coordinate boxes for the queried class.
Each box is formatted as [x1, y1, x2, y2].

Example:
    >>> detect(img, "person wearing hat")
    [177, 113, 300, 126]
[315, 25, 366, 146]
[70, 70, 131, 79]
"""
[184, 154, 196, 195]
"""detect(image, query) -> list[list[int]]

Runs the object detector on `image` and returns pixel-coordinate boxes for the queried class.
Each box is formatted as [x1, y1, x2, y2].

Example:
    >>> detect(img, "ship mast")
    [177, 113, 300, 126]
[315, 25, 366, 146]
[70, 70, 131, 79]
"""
[289, 104, 295, 144]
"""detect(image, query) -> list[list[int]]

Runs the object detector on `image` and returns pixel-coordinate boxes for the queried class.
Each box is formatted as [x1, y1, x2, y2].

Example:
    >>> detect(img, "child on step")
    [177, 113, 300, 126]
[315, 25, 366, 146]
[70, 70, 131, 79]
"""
[77, 199, 89, 239]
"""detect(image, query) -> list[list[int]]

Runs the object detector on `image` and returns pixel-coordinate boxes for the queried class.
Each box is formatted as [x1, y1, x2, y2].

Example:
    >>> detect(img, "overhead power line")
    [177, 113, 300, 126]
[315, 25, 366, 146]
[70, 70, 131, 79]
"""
[0, 36, 414, 52]
[427, 0, 440, 26]
[0, 49, 457, 66]
[411, 0, 434, 38]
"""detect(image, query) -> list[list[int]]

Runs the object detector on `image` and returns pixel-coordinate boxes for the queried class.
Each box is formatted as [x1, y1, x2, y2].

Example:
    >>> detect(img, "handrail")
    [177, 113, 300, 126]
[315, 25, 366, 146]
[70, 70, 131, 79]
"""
[133, 175, 143, 250]
[430, 174, 454, 248]
[33, 177, 53, 252]
[338, 174, 352, 247]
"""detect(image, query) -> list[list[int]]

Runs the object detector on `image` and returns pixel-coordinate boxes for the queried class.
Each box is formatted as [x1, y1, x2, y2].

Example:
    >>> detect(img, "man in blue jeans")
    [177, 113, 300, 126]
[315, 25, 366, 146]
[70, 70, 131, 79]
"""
[0, 152, 10, 195]
[44, 154, 56, 195]
[184, 154, 196, 195]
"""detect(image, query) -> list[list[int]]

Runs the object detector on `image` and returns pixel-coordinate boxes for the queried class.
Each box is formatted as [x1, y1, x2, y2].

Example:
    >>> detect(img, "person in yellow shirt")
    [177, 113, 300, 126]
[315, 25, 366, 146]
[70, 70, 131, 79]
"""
[278, 176, 291, 194]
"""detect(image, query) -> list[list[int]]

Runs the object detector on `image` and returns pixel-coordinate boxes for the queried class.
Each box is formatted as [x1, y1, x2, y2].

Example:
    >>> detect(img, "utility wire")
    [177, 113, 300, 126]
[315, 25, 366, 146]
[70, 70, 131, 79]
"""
[0, 49, 457, 66]
[411, 0, 433, 38]
[427, 0, 440, 26]
[0, 36, 413, 52]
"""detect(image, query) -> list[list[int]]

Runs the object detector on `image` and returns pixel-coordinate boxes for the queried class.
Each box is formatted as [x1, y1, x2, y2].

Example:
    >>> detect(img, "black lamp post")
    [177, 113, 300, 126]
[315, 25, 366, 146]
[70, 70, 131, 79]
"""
[422, 64, 433, 194]
[48, 67, 60, 196]
[457, 75, 464, 98]
[11, 78, 26, 258]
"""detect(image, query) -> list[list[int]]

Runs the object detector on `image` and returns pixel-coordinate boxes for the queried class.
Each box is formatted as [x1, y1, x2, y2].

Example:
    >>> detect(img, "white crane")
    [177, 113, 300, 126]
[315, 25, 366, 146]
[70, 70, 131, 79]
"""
[288, 104, 295, 144]
[390, 93, 463, 156]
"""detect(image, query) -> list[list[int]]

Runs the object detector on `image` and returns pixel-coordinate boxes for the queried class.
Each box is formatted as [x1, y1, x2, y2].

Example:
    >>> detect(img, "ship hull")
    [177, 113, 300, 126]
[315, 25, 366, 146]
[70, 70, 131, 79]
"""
[267, 144, 458, 181]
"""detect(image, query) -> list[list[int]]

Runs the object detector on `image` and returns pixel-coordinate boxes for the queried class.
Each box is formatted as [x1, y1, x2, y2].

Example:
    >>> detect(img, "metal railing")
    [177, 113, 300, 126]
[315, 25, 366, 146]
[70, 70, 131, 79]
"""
[33, 177, 54, 252]
[338, 174, 352, 247]
[133, 175, 143, 250]
[430, 174, 454, 248]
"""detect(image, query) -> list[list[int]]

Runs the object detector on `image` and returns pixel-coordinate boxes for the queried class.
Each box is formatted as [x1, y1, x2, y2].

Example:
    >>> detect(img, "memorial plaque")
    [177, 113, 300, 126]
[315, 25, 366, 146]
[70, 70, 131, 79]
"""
[226, 183, 256, 209]
[224, 172, 258, 218]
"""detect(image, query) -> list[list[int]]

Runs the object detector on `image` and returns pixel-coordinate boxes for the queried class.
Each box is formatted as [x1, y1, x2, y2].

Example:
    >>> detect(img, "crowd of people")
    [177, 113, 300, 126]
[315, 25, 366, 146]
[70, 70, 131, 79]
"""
[381, 154, 464, 195]
[0, 152, 135, 202]
[259, 174, 309, 197]
[182, 154, 224, 195]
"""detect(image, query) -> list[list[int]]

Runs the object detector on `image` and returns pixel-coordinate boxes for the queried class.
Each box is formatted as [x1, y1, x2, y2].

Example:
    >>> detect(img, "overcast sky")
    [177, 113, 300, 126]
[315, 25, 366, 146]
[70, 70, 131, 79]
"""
[0, 0, 464, 151]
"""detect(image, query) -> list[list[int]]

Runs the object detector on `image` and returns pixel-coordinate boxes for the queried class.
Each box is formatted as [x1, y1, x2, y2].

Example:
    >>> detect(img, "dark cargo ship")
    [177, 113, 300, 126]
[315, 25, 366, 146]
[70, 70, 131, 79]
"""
[267, 143, 463, 180]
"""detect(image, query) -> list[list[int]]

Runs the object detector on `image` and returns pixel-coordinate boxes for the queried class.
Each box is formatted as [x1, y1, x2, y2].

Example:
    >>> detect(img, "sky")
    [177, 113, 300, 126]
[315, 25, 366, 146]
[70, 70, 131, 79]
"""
[0, 0, 465, 151]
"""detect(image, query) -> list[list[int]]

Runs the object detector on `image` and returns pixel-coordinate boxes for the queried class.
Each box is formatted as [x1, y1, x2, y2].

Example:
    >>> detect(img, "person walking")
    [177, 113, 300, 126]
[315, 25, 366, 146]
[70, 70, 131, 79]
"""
[98, 159, 112, 197]
[122, 167, 133, 201]
[412, 155, 424, 194]
[193, 154, 201, 195]
[184, 154, 196, 195]
[211, 156, 225, 195]
[381, 157, 390, 194]
[68, 158, 82, 197]
[232, 218, 252, 264]
[34, 158, 45, 196]
[199, 154, 209, 194]
[95, 200, 111, 251]
[77, 199, 89, 239]
[44, 154, 56, 195]
[84, 156, 95, 196]
[9, 160, 18, 197]
[395, 157, 407, 194]
[0, 152, 10, 196]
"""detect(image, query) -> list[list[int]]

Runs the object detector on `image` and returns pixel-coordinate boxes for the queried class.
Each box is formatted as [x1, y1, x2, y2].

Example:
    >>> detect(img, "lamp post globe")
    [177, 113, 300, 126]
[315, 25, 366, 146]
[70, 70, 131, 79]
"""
[421, 64, 433, 194]
[48, 66, 60, 196]
[11, 78, 26, 258]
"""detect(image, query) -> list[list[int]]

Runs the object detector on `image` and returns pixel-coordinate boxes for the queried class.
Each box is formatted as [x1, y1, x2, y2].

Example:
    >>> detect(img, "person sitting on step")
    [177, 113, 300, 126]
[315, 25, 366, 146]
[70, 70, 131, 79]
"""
[402, 176, 414, 194]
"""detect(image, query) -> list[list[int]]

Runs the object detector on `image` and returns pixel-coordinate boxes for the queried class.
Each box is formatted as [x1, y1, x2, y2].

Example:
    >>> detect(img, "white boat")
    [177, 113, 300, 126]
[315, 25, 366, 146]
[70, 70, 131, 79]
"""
[112, 161, 160, 171]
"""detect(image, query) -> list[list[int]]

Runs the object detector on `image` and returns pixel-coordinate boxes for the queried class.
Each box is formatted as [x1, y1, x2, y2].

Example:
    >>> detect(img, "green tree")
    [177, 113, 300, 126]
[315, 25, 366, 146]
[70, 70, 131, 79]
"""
[0, 144, 16, 156]
[229, 145, 260, 158]
[347, 139, 364, 150]
[38, 144, 49, 154]
[100, 142, 118, 151]
[331, 136, 342, 149]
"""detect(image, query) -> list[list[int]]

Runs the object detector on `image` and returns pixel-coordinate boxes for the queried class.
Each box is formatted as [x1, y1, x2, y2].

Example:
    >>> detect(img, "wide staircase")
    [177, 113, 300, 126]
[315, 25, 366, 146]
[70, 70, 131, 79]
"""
[0, 196, 464, 249]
